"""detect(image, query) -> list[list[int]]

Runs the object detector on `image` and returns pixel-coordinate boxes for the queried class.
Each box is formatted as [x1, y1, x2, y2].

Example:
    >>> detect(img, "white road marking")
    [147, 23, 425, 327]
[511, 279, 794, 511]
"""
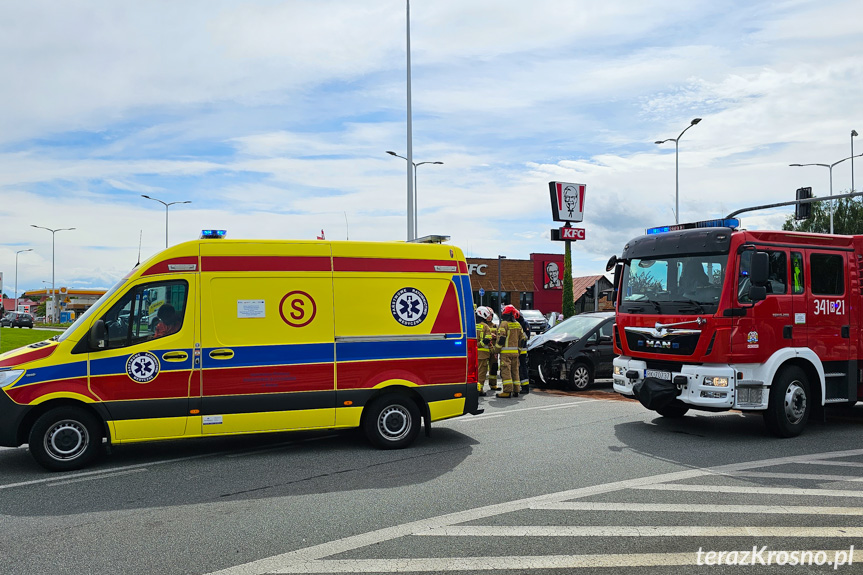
[207, 447, 863, 575]
[798, 460, 863, 468]
[449, 399, 599, 422]
[233, 550, 863, 573]
[533, 501, 863, 515]
[633, 484, 863, 497]
[47, 468, 147, 486]
[725, 471, 863, 482]
[539, 402, 595, 411]
[419, 526, 863, 537]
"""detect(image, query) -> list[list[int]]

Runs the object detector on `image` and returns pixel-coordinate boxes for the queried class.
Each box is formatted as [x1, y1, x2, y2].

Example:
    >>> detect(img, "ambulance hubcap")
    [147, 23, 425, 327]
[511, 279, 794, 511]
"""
[783, 382, 807, 425]
[45, 420, 89, 460]
[378, 406, 411, 441]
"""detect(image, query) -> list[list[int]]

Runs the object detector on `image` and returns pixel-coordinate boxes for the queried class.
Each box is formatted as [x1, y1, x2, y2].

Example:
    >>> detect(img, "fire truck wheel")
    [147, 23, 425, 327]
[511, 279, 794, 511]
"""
[363, 394, 421, 450]
[29, 407, 102, 471]
[567, 362, 593, 391]
[656, 401, 689, 418]
[763, 366, 810, 438]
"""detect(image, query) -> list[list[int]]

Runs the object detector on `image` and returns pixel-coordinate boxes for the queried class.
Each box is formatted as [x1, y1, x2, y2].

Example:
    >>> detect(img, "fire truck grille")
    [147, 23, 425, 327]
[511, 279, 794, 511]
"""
[625, 330, 701, 356]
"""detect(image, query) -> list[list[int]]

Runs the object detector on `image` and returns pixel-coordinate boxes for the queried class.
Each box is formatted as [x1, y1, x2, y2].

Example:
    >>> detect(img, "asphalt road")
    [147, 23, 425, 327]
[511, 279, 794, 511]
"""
[2, 382, 862, 574]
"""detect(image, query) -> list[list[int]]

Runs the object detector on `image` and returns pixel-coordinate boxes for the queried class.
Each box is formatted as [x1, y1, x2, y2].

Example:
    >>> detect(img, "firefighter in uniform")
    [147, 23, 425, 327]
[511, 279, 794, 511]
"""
[475, 307, 494, 396]
[516, 310, 531, 394]
[495, 305, 524, 398]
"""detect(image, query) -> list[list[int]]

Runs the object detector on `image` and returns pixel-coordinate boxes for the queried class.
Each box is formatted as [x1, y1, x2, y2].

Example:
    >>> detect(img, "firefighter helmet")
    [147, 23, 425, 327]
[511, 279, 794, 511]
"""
[476, 306, 493, 321]
[502, 304, 520, 319]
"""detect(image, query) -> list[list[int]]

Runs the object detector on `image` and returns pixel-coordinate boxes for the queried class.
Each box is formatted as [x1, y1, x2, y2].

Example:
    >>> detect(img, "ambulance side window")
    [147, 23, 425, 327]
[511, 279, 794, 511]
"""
[101, 281, 188, 349]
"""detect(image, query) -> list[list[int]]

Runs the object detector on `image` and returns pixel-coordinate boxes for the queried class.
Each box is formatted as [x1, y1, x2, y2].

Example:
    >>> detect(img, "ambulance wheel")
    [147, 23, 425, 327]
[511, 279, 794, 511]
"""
[29, 407, 102, 471]
[567, 362, 592, 391]
[363, 394, 421, 449]
[763, 366, 810, 438]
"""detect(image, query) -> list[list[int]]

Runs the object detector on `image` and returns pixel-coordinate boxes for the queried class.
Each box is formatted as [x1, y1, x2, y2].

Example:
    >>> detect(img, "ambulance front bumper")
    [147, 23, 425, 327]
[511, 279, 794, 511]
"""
[612, 356, 768, 411]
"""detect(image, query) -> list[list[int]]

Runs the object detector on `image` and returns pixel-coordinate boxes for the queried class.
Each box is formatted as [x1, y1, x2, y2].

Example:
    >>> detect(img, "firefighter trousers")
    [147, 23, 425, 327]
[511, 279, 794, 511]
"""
[477, 357, 489, 392]
[500, 352, 520, 394]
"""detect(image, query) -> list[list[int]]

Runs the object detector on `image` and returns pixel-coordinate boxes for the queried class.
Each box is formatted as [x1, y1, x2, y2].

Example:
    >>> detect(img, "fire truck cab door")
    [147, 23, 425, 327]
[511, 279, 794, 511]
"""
[804, 249, 852, 400]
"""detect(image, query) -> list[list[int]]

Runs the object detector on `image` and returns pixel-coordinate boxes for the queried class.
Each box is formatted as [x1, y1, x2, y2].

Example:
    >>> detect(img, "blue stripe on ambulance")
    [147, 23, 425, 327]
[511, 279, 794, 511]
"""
[9, 361, 88, 388]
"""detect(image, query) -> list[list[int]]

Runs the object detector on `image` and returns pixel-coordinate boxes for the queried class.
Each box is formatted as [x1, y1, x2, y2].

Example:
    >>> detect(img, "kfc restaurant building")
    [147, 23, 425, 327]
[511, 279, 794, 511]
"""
[466, 253, 565, 314]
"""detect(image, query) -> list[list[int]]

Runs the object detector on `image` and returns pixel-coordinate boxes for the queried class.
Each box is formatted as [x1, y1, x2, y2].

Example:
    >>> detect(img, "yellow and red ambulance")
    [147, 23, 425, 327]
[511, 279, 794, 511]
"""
[0, 234, 481, 470]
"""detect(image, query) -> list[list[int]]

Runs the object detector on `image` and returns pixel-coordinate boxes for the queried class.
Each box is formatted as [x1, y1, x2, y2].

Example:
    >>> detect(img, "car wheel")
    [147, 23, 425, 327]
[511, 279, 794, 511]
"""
[763, 366, 810, 438]
[28, 407, 102, 471]
[567, 362, 593, 391]
[363, 394, 421, 450]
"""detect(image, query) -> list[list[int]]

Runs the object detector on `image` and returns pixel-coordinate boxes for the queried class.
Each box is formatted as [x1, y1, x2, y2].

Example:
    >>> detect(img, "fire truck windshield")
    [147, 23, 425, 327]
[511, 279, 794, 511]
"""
[619, 253, 728, 315]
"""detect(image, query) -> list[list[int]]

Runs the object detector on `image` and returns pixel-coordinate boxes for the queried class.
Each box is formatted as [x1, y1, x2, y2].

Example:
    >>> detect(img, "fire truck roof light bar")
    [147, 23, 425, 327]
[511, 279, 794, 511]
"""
[646, 218, 740, 235]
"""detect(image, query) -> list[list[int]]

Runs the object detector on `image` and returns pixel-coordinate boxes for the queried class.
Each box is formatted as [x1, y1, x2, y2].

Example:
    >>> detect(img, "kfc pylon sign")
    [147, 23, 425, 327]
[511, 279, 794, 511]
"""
[560, 227, 585, 240]
[548, 182, 586, 222]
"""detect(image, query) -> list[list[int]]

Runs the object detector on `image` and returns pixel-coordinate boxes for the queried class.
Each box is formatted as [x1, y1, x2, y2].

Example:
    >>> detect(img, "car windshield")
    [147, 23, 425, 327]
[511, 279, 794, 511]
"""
[619, 253, 728, 315]
[542, 314, 606, 340]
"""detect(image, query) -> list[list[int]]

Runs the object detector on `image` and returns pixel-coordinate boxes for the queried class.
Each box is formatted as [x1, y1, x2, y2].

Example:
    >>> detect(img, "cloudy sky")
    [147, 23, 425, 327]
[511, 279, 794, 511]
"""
[2, 0, 862, 296]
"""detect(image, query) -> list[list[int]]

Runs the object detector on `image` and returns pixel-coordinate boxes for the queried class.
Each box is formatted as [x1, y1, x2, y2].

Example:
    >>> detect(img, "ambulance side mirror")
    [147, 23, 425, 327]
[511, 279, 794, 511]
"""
[89, 320, 107, 349]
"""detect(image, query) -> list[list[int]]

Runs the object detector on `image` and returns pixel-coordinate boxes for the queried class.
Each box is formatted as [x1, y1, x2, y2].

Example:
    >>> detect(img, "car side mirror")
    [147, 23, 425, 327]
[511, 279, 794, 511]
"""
[599, 335, 612, 344]
[89, 320, 107, 349]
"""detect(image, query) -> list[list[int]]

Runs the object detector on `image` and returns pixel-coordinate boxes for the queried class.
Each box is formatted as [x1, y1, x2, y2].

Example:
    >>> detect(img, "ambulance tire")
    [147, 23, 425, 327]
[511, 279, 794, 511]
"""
[763, 366, 810, 438]
[363, 394, 421, 450]
[29, 407, 102, 471]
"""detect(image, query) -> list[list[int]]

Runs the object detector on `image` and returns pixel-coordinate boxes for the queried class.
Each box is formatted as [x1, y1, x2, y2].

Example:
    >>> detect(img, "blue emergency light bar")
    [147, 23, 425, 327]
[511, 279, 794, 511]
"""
[646, 218, 740, 235]
[200, 229, 227, 239]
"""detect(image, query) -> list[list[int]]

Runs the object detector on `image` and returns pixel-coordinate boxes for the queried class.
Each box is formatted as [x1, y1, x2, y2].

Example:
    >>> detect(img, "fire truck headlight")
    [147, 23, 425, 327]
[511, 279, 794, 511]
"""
[613, 366, 624, 376]
[703, 376, 729, 387]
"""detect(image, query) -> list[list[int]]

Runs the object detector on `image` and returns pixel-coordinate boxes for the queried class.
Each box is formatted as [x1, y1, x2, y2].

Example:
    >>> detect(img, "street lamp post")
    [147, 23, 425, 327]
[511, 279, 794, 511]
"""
[30, 225, 75, 324]
[790, 152, 863, 234]
[386, 151, 443, 237]
[141, 195, 191, 248]
[655, 118, 702, 223]
[14, 248, 33, 313]
[497, 255, 506, 313]
[852, 130, 858, 193]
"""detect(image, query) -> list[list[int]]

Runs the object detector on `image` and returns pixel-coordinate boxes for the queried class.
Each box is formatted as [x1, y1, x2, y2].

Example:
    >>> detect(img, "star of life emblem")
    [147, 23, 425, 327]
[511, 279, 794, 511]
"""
[391, 287, 429, 327]
[126, 351, 160, 383]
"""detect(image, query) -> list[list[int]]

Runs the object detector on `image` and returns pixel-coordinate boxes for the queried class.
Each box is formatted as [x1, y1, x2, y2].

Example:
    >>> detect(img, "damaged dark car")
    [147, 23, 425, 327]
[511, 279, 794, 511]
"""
[527, 312, 616, 391]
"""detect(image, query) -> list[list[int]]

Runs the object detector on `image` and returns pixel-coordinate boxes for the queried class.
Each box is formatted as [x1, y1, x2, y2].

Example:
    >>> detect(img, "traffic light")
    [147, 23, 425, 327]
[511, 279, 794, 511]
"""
[795, 187, 812, 220]
[585, 286, 595, 299]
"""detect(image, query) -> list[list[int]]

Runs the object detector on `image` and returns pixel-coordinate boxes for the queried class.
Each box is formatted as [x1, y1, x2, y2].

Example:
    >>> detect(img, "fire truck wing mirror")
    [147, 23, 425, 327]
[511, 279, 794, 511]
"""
[750, 252, 769, 286]
[606, 255, 618, 272]
[748, 285, 767, 302]
[89, 319, 107, 349]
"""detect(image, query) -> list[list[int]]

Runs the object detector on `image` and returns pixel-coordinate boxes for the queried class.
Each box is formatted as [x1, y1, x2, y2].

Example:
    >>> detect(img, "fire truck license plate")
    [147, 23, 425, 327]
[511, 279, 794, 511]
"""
[645, 369, 672, 381]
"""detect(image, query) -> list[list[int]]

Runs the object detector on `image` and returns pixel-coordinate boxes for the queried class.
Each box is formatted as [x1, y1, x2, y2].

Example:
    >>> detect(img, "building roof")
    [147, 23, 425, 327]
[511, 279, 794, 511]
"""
[572, 275, 611, 298]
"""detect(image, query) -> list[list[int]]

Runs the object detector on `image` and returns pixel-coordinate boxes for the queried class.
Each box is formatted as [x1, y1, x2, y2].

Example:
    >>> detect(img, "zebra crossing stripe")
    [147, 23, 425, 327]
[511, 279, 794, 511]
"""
[532, 501, 863, 515]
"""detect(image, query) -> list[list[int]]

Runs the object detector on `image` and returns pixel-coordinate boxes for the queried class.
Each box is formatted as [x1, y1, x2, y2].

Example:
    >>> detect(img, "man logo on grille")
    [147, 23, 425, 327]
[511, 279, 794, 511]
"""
[126, 352, 160, 383]
[391, 288, 429, 327]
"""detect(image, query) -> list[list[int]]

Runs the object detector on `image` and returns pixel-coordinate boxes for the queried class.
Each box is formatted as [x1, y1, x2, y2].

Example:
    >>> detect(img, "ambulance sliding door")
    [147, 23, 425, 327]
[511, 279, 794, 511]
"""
[197, 242, 335, 435]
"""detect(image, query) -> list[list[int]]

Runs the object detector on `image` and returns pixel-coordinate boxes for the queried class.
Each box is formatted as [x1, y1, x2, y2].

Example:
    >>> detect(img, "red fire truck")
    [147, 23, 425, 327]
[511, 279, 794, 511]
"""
[610, 217, 862, 437]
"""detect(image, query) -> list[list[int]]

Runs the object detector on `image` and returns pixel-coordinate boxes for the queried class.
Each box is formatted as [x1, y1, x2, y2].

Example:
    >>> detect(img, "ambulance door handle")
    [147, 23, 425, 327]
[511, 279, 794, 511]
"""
[209, 349, 235, 360]
[162, 351, 189, 362]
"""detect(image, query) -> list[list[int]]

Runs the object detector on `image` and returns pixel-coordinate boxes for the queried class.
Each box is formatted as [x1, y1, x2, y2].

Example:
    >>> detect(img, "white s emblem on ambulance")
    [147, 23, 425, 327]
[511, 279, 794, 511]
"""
[126, 352, 160, 383]
[391, 287, 429, 327]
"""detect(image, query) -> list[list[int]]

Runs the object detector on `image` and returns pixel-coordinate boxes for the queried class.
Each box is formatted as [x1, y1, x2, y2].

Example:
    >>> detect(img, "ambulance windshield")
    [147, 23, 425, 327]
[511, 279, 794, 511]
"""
[619, 253, 728, 315]
[56, 277, 126, 342]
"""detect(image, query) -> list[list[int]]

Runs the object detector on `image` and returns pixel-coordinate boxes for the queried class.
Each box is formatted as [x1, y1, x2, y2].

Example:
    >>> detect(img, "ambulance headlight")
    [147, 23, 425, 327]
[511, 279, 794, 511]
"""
[703, 376, 729, 387]
[0, 369, 26, 388]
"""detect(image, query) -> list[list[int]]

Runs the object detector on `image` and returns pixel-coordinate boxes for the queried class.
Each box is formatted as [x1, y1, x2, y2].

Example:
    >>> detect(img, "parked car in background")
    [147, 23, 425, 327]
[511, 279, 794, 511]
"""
[520, 309, 549, 335]
[1, 311, 34, 328]
[527, 311, 615, 390]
